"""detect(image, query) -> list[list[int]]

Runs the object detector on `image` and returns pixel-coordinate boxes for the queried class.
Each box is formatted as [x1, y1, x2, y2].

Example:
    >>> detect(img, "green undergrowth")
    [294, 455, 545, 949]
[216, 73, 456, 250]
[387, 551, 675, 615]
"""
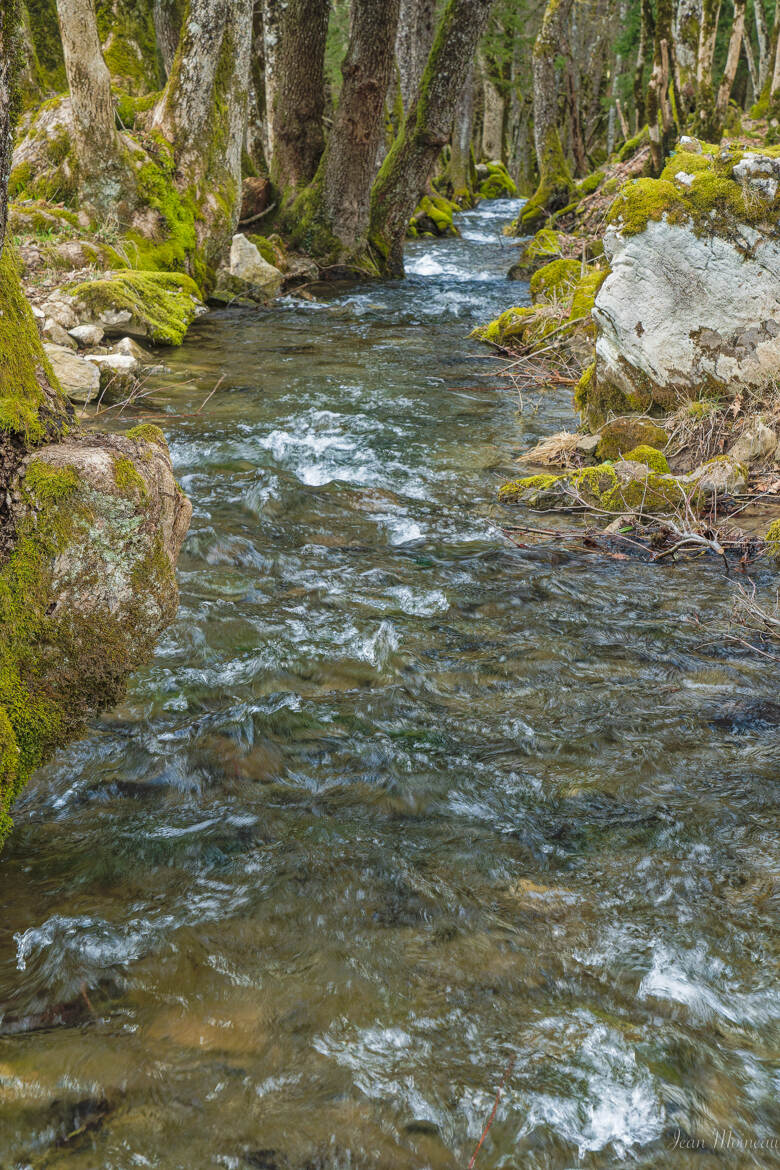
[68, 270, 201, 345]
[498, 461, 700, 514]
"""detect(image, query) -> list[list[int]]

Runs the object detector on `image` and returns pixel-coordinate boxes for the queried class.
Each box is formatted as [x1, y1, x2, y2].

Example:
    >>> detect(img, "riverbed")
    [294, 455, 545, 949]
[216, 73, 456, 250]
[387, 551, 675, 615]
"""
[1, 199, 778, 1168]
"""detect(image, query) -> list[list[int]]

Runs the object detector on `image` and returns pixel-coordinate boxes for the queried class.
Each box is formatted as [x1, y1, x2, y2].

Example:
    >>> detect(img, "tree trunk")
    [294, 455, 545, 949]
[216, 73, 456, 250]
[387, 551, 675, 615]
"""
[298, 0, 401, 259]
[674, 0, 701, 107]
[480, 58, 504, 160]
[694, 0, 722, 137]
[261, 0, 280, 166]
[743, 24, 759, 103]
[716, 0, 747, 116]
[271, 0, 329, 196]
[755, 0, 770, 88]
[396, 0, 437, 114]
[772, 13, 780, 108]
[519, 0, 575, 229]
[153, 0, 182, 78]
[56, 0, 134, 214]
[634, 0, 654, 128]
[647, 0, 676, 172]
[0, 1, 18, 258]
[449, 63, 475, 196]
[153, 0, 253, 258]
[370, 0, 494, 275]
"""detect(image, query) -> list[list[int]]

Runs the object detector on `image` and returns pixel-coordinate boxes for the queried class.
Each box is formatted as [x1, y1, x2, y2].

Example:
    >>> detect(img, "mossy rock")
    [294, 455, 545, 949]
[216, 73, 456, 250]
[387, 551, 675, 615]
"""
[622, 444, 670, 473]
[471, 305, 562, 348]
[0, 431, 191, 851]
[569, 268, 607, 320]
[68, 271, 203, 345]
[765, 518, 780, 564]
[408, 194, 460, 238]
[507, 228, 561, 281]
[499, 460, 697, 514]
[575, 170, 605, 197]
[617, 127, 649, 162]
[576, 365, 654, 430]
[595, 418, 669, 459]
[530, 258, 581, 304]
[478, 163, 518, 200]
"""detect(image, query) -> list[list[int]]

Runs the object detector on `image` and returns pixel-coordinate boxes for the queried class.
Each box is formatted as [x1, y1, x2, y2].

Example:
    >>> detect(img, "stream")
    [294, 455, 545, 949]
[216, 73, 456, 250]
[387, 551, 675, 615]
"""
[1, 199, 778, 1169]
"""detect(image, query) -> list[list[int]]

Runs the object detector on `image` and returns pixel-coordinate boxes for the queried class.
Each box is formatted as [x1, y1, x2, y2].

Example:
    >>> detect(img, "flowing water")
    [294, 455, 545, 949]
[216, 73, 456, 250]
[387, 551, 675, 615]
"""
[1, 200, 779, 1169]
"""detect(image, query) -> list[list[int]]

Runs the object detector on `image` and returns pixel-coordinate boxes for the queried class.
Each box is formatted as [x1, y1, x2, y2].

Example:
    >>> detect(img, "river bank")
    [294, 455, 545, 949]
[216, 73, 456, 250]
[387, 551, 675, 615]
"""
[1, 197, 778, 1168]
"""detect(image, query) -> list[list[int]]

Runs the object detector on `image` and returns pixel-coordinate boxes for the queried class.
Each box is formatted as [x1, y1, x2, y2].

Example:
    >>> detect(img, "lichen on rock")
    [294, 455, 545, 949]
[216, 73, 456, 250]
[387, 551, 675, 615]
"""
[0, 428, 191, 849]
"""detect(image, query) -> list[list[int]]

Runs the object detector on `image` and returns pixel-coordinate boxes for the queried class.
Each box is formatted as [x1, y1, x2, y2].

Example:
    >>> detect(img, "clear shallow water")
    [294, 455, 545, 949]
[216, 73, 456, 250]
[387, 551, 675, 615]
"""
[1, 199, 779, 1169]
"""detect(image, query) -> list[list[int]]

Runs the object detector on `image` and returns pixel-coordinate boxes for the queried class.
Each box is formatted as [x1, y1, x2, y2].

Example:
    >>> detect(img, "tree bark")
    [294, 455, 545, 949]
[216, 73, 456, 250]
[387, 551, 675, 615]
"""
[480, 55, 504, 160]
[674, 0, 700, 106]
[716, 0, 747, 116]
[396, 0, 437, 114]
[634, 0, 654, 128]
[694, 0, 722, 136]
[271, 0, 329, 196]
[755, 0, 770, 88]
[153, 0, 253, 257]
[518, 0, 575, 227]
[369, 0, 494, 275]
[56, 0, 134, 213]
[153, 0, 182, 78]
[311, 0, 401, 256]
[261, 0, 280, 166]
[449, 62, 475, 195]
[0, 1, 19, 259]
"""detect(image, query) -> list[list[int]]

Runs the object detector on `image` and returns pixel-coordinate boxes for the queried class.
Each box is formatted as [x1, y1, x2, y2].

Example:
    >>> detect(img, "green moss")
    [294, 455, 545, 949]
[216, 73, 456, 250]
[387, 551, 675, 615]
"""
[113, 455, 148, 503]
[127, 422, 167, 447]
[498, 460, 693, 513]
[0, 247, 66, 441]
[68, 271, 201, 346]
[608, 156, 778, 240]
[471, 305, 546, 346]
[596, 418, 669, 459]
[530, 258, 581, 303]
[617, 127, 649, 162]
[622, 444, 670, 472]
[478, 163, 518, 199]
[409, 194, 460, 237]
[576, 170, 604, 197]
[765, 519, 780, 564]
[569, 269, 607, 319]
[513, 125, 575, 233]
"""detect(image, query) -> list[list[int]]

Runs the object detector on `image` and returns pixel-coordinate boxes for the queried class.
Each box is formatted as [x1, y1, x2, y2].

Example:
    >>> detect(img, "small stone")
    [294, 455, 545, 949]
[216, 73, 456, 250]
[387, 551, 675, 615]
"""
[41, 297, 79, 331]
[69, 323, 105, 347]
[674, 171, 695, 187]
[575, 433, 601, 455]
[114, 336, 154, 363]
[43, 342, 101, 404]
[678, 136, 702, 153]
[43, 318, 77, 349]
[213, 234, 283, 302]
[729, 421, 777, 466]
[684, 457, 747, 497]
[84, 352, 139, 376]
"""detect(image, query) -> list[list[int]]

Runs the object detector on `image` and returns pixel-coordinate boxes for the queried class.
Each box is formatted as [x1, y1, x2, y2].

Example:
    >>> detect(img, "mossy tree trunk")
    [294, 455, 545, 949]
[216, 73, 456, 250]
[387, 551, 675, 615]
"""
[633, 0, 654, 129]
[270, 0, 329, 198]
[289, 0, 401, 263]
[716, 0, 747, 118]
[755, 0, 770, 89]
[369, 0, 494, 276]
[396, 0, 437, 114]
[771, 8, 780, 112]
[674, 0, 700, 109]
[646, 0, 677, 172]
[694, 0, 722, 137]
[449, 62, 475, 196]
[0, 0, 20, 259]
[480, 53, 504, 161]
[153, 0, 183, 78]
[261, 0, 280, 167]
[519, 0, 575, 229]
[152, 0, 253, 261]
[56, 0, 136, 214]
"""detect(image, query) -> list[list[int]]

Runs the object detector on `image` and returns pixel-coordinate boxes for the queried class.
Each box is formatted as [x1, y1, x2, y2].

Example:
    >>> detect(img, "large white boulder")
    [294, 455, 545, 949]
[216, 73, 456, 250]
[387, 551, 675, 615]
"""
[212, 233, 283, 302]
[581, 150, 780, 425]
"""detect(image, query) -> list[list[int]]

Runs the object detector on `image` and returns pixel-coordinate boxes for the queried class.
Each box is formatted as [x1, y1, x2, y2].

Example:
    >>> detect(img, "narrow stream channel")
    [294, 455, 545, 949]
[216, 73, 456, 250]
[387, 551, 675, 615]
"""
[1, 200, 778, 1168]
